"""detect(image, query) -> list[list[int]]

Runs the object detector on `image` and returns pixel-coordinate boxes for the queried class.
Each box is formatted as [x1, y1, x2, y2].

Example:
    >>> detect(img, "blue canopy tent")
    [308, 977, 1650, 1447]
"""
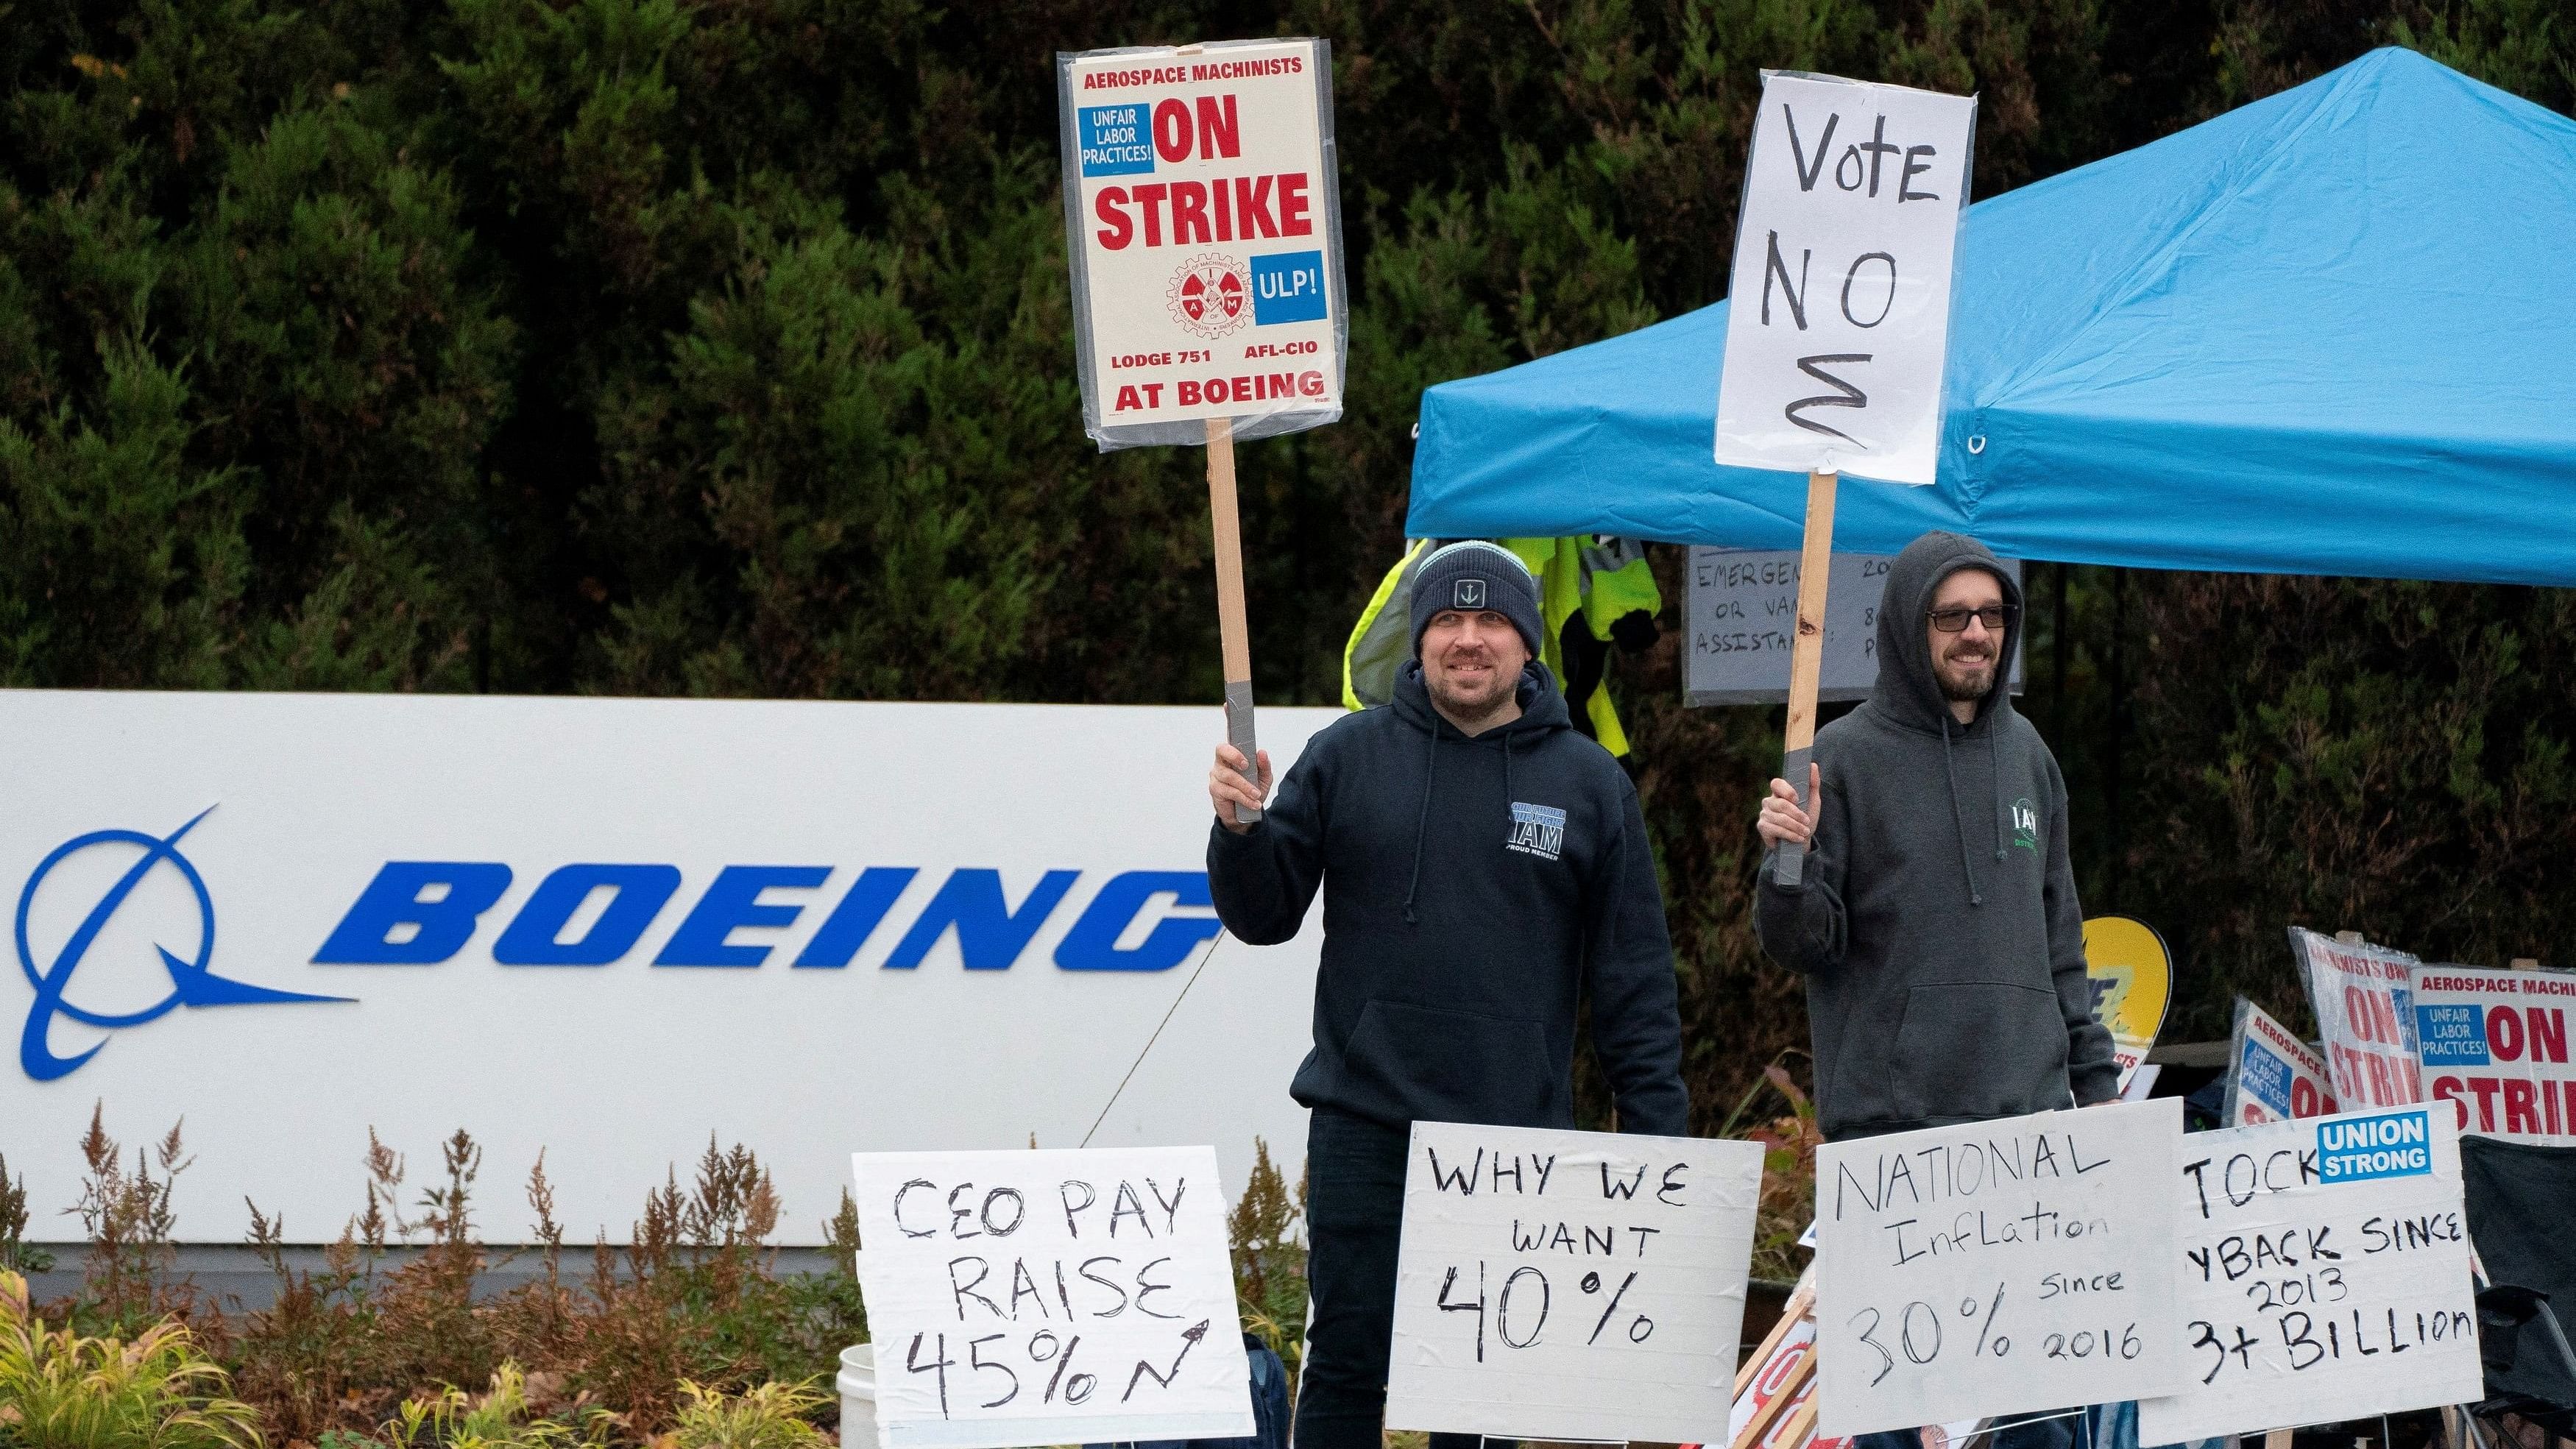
[1406, 49, 2576, 586]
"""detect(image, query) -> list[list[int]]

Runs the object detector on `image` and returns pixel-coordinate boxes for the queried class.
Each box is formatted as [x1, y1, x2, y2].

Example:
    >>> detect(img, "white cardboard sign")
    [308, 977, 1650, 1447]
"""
[1715, 71, 1978, 486]
[1384, 1122, 1764, 1443]
[1813, 1099, 2184, 1436]
[850, 1146, 1253, 1449]
[2291, 928, 2427, 1110]
[2137, 1107, 2481, 1442]
[1058, 40, 1345, 447]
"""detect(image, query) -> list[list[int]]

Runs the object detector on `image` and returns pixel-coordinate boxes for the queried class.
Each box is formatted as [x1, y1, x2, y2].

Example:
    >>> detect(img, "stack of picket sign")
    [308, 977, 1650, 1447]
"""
[2225, 927, 2576, 1144]
[845, 1087, 2487, 1449]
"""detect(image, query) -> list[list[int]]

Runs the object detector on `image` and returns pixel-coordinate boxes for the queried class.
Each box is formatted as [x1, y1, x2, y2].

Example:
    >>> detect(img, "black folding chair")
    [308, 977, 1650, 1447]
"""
[2461, 1136, 2576, 1441]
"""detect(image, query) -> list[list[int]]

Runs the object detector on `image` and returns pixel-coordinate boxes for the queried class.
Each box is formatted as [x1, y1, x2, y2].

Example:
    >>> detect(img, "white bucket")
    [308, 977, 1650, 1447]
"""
[837, 1343, 877, 1449]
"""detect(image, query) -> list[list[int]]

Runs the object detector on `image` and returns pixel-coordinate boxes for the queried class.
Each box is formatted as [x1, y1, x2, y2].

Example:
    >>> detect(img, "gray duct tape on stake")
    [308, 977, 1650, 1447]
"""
[1777, 745, 1813, 887]
[1225, 679, 1262, 826]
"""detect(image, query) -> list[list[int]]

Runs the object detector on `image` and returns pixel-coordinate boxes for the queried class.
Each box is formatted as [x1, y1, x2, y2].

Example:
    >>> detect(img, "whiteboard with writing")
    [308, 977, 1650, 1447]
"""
[1814, 1099, 2185, 1436]
[1714, 72, 1977, 485]
[2137, 1108, 2480, 1442]
[851, 1147, 1253, 1449]
[1684, 548, 2022, 705]
[1384, 1122, 1764, 1442]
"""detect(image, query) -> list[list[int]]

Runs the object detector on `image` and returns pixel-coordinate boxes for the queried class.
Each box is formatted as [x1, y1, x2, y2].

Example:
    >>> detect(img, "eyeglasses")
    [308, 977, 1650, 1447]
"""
[1927, 604, 2018, 633]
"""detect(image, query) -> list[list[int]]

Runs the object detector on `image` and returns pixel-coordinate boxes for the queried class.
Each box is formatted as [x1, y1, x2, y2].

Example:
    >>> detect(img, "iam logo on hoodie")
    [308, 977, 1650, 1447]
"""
[1507, 802, 1567, 861]
[2011, 797, 2040, 852]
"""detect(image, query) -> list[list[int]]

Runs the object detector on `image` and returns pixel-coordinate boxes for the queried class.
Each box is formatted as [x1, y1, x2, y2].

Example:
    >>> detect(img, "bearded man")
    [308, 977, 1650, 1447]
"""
[1755, 529, 2116, 1449]
[1206, 538, 1688, 1449]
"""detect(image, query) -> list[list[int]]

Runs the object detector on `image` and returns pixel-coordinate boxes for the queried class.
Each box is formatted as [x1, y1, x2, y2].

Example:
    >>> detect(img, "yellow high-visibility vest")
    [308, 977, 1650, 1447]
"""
[1342, 537, 1660, 757]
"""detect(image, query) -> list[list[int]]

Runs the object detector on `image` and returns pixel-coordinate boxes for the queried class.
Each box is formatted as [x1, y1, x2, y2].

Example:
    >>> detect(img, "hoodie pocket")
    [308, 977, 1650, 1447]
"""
[1342, 1001, 1555, 1126]
[1889, 982, 2070, 1122]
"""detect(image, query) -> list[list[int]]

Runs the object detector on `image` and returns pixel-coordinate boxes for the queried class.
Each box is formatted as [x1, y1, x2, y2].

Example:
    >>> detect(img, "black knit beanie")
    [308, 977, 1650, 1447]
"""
[1409, 540, 1543, 659]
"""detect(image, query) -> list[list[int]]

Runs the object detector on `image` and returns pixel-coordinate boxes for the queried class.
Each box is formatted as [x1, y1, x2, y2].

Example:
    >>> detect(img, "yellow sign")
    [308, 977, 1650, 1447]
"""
[2085, 914, 2172, 1091]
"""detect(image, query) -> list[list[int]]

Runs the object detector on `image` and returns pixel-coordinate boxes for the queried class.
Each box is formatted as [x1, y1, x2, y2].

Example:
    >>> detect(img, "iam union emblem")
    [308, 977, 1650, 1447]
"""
[1166, 253, 1252, 339]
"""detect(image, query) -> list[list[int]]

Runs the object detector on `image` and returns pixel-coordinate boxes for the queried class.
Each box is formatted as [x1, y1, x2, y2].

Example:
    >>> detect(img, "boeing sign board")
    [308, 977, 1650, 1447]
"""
[1, 692, 1334, 1244]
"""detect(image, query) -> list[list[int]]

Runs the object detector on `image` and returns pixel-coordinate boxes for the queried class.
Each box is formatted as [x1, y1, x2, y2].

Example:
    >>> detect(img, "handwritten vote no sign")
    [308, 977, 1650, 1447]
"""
[851, 1147, 1253, 1449]
[1715, 71, 1978, 486]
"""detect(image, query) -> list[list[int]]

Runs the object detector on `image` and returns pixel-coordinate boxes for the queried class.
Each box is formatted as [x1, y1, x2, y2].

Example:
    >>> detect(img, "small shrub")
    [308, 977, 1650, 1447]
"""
[224, 1208, 379, 1444]
[1226, 1137, 1307, 1389]
[0, 1268, 263, 1449]
[367, 1131, 500, 1395]
[375, 1363, 597, 1449]
[655, 1379, 829, 1449]
[66, 1106, 194, 1330]
[0, 1154, 54, 1274]
[1723, 1057, 1823, 1283]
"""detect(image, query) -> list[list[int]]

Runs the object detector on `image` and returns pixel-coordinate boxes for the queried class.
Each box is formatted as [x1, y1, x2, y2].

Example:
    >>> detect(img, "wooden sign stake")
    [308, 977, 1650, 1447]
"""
[1731, 1340, 1817, 1449]
[1207, 417, 1261, 824]
[1776, 467, 1839, 887]
[1772, 1395, 1819, 1449]
[1735, 1280, 1816, 1399]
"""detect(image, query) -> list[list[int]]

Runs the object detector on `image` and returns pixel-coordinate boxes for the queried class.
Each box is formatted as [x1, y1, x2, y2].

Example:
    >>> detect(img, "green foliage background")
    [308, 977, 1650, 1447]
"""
[4, 0, 2572, 1127]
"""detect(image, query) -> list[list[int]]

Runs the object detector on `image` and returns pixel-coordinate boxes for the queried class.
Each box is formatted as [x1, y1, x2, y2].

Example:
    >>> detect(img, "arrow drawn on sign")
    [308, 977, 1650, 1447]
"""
[1122, 1319, 1211, 1402]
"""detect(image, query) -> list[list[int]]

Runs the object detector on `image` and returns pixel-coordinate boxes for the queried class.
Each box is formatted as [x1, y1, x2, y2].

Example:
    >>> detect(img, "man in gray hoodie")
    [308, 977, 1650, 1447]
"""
[1755, 528, 2116, 1132]
[1755, 529, 2115, 1449]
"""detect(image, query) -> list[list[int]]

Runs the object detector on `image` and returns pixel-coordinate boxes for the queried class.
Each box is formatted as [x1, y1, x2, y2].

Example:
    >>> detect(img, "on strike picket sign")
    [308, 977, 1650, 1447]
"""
[1057, 40, 1345, 447]
[1383, 1122, 1763, 1442]
[2224, 996, 2339, 1127]
[2136, 1108, 2480, 1442]
[1813, 1099, 2184, 1436]
[2412, 963, 2576, 1142]
[1714, 72, 1977, 485]
[2290, 928, 2425, 1110]
[850, 1147, 1253, 1449]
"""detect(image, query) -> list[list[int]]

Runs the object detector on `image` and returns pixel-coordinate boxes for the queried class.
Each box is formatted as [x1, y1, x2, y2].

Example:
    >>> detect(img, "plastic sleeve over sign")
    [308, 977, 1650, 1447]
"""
[1056, 38, 1348, 451]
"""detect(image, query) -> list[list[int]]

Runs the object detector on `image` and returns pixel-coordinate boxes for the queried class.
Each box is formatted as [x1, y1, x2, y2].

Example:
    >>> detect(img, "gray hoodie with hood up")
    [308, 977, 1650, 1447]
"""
[1755, 531, 2118, 1141]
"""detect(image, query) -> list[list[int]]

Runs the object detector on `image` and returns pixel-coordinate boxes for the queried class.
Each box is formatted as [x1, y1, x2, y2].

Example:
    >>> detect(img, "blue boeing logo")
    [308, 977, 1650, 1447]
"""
[17, 807, 347, 1082]
[16, 812, 1222, 1082]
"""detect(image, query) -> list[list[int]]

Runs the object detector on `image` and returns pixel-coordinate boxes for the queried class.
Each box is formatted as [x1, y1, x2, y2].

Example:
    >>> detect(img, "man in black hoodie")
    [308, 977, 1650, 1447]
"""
[1207, 538, 1688, 1449]
[1755, 530, 2115, 1449]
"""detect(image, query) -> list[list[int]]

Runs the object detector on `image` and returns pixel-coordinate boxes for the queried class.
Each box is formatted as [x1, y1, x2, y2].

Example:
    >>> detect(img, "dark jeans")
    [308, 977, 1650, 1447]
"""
[1296, 1108, 1487, 1449]
[1855, 1407, 2090, 1449]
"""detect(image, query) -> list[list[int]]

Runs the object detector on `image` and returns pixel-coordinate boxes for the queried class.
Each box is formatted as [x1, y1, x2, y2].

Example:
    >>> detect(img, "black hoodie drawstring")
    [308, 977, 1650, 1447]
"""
[1502, 730, 1516, 818]
[1990, 727, 2008, 863]
[1940, 713, 1984, 907]
[1403, 718, 1440, 924]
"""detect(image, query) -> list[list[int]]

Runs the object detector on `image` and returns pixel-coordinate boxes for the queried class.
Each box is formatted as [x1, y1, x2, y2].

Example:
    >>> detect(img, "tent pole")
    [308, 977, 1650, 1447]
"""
[2107, 567, 2127, 905]
[1776, 467, 1839, 888]
[2053, 561, 2070, 740]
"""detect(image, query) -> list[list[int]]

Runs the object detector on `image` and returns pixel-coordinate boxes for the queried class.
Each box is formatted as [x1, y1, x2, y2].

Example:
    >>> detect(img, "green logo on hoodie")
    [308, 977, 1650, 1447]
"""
[2011, 797, 2040, 852]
